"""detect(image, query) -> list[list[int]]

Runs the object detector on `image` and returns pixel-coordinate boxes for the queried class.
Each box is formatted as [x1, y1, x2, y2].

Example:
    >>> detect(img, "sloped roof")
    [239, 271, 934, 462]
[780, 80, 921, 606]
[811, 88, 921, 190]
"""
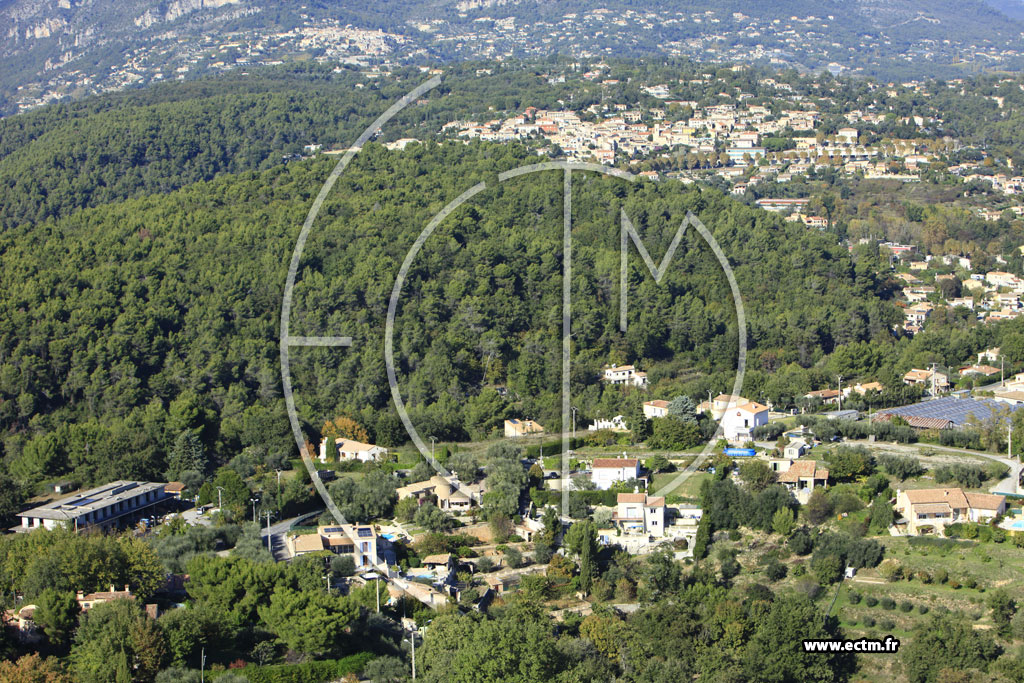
[965, 492, 1006, 510]
[593, 458, 639, 469]
[903, 488, 970, 509]
[777, 460, 828, 483]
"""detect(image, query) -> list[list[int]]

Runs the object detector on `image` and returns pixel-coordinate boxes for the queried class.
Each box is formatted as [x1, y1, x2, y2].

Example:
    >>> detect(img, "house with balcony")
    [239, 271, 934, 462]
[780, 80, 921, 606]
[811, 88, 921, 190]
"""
[612, 492, 665, 537]
[601, 364, 648, 387]
[895, 488, 1006, 535]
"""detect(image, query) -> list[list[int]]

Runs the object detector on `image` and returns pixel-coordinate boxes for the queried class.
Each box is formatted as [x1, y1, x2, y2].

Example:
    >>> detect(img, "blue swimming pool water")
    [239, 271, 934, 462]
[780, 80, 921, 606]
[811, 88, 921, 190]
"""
[1004, 519, 1024, 530]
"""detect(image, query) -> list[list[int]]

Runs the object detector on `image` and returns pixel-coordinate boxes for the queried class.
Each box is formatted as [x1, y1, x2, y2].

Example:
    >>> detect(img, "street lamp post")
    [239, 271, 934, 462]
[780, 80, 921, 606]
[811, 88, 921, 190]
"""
[215, 486, 224, 512]
[429, 436, 437, 465]
[276, 469, 282, 496]
[250, 497, 258, 524]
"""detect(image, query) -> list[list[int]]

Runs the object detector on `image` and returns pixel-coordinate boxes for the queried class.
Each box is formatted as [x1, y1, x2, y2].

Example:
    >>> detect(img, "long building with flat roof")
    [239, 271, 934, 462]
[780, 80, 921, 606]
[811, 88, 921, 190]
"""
[18, 480, 171, 532]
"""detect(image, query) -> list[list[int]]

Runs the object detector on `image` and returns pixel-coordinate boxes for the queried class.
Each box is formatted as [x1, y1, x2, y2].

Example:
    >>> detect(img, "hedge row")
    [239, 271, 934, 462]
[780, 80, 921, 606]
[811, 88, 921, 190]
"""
[525, 438, 586, 459]
[207, 652, 374, 683]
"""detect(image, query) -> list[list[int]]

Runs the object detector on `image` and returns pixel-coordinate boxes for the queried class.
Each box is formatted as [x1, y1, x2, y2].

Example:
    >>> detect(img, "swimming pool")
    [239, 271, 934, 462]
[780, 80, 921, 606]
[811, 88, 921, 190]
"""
[1002, 518, 1024, 530]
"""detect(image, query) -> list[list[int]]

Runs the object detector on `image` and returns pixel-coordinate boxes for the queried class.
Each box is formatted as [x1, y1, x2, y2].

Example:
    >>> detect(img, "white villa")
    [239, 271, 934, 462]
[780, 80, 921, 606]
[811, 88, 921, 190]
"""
[319, 437, 388, 463]
[613, 492, 665, 537]
[721, 400, 769, 442]
[591, 457, 641, 490]
[601, 364, 648, 387]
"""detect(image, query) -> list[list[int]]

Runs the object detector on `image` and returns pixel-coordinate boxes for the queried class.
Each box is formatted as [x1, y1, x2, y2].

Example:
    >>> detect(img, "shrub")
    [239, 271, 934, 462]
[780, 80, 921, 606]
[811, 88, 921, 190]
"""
[865, 596, 879, 607]
[899, 601, 914, 613]
[881, 597, 896, 610]
[877, 559, 903, 582]
[918, 605, 930, 615]
[728, 529, 742, 541]
[765, 561, 788, 581]
[965, 577, 978, 590]
[879, 619, 895, 630]
[934, 569, 948, 584]
[848, 591, 862, 605]
[862, 616, 876, 627]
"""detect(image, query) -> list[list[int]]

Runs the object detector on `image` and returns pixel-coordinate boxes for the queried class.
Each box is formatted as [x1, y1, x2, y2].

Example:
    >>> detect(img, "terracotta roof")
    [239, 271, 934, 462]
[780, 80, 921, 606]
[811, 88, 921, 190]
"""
[914, 503, 953, 514]
[164, 482, 186, 492]
[714, 394, 747, 403]
[644, 400, 670, 409]
[735, 401, 769, 414]
[617, 493, 647, 503]
[965, 492, 1006, 510]
[593, 458, 639, 468]
[334, 438, 380, 451]
[903, 488, 969, 509]
[806, 389, 840, 399]
[777, 460, 827, 483]
[422, 554, 451, 566]
[645, 496, 665, 508]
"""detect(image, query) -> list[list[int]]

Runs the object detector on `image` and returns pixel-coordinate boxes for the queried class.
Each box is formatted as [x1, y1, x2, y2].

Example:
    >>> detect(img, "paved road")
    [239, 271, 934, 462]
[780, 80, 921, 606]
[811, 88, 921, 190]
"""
[260, 509, 324, 562]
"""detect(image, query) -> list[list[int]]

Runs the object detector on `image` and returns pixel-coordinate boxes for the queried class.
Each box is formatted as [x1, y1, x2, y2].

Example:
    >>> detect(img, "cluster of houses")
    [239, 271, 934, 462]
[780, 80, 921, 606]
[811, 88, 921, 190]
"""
[894, 257, 1024, 332]
[442, 96, 941, 178]
[5, 584, 160, 642]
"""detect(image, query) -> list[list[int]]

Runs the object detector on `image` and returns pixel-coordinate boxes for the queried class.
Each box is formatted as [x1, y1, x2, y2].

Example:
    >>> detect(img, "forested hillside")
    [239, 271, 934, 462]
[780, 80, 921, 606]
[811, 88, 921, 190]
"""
[0, 124, 902, 493]
[9, 62, 1024, 501]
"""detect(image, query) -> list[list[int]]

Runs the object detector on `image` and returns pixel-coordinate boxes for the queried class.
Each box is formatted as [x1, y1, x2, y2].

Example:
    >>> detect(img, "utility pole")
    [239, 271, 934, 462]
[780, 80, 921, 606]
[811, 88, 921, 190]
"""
[411, 629, 416, 681]
[264, 511, 272, 551]
[250, 497, 258, 524]
[571, 406, 578, 442]
[376, 576, 380, 613]
[215, 486, 224, 512]
[276, 469, 282, 496]
[1002, 355, 1006, 388]
[200, 647, 206, 683]
[429, 436, 437, 464]
[837, 375, 843, 411]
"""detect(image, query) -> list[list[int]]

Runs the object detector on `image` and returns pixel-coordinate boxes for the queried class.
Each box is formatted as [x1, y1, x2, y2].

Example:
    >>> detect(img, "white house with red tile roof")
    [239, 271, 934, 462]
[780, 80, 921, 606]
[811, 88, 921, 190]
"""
[613, 492, 665, 537]
[591, 457, 641, 490]
[602, 364, 648, 387]
[319, 437, 388, 463]
[722, 401, 769, 442]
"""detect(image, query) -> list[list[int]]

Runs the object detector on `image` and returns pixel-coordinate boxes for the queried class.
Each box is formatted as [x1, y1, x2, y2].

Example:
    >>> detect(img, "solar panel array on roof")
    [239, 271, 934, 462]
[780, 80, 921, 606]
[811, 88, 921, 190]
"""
[357, 528, 373, 537]
[323, 527, 345, 534]
[879, 397, 1022, 426]
[110, 483, 139, 495]
[67, 498, 96, 507]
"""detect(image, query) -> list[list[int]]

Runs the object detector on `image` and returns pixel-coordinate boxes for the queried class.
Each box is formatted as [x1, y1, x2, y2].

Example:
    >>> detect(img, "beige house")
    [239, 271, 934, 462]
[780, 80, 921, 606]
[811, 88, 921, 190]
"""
[776, 460, 829, 504]
[902, 368, 949, 393]
[642, 400, 670, 419]
[613, 492, 665, 537]
[288, 524, 380, 570]
[896, 488, 1006, 535]
[396, 475, 478, 511]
